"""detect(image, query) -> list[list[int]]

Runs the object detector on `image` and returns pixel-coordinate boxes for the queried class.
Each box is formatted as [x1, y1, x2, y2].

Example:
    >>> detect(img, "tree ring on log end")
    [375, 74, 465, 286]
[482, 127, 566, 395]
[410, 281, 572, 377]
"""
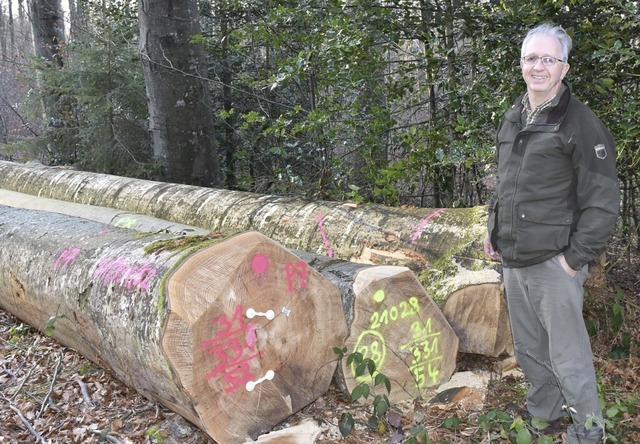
[161, 231, 347, 443]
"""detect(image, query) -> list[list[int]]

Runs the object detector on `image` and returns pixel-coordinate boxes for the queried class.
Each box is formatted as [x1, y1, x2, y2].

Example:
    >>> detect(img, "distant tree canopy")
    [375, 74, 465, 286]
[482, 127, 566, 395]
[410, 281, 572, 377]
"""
[0, 0, 638, 237]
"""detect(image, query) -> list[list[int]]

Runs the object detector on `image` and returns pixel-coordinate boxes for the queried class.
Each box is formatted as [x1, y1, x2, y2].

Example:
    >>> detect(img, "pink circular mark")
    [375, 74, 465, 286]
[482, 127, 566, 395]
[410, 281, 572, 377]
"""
[252, 254, 269, 275]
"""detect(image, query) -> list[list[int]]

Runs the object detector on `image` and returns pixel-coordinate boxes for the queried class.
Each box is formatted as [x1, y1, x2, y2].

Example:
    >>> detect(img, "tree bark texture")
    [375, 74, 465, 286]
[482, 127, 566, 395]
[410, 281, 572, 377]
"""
[0, 189, 462, 400]
[29, 0, 65, 67]
[0, 189, 211, 236]
[0, 161, 510, 357]
[137, 0, 220, 186]
[0, 205, 347, 443]
[0, 161, 502, 305]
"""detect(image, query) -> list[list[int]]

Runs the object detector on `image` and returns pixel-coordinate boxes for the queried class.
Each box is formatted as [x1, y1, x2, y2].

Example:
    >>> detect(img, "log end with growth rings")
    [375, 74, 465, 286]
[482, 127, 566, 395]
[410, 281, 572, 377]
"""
[161, 231, 348, 443]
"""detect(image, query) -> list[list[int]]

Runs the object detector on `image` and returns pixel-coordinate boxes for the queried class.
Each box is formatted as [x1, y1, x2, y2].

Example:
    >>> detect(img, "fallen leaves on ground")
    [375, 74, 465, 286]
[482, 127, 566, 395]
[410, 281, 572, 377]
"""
[1, 251, 639, 443]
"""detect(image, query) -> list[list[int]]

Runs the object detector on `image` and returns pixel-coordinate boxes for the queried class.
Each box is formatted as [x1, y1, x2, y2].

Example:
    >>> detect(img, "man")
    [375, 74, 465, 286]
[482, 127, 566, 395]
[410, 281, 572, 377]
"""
[484, 23, 619, 443]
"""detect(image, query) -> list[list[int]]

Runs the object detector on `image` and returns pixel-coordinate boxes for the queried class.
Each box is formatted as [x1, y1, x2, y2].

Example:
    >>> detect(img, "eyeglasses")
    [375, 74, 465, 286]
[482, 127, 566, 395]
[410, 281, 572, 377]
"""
[521, 55, 566, 66]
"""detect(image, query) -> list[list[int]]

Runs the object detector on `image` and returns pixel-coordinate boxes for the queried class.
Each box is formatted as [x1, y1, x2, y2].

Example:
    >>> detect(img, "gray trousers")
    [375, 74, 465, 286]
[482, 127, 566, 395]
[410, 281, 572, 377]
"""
[503, 255, 603, 443]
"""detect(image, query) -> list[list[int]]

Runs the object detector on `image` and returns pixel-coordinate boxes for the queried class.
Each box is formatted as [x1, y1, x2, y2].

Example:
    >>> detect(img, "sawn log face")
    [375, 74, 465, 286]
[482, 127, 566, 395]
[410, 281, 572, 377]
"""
[163, 233, 347, 443]
[0, 205, 347, 443]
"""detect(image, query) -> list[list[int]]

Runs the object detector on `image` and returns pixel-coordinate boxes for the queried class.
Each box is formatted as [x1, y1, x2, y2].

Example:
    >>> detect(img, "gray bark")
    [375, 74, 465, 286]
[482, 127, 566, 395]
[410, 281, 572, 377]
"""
[29, 0, 64, 67]
[0, 161, 502, 304]
[0, 205, 347, 443]
[138, 0, 220, 186]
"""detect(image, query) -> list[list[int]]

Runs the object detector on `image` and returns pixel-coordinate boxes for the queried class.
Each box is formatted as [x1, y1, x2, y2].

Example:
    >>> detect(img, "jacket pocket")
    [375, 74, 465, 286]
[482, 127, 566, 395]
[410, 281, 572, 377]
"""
[515, 203, 573, 255]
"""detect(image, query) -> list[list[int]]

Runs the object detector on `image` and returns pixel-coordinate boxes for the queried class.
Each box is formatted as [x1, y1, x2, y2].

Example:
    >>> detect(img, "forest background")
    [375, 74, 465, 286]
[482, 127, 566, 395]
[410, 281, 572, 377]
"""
[0, 0, 639, 442]
[1, 0, 639, 365]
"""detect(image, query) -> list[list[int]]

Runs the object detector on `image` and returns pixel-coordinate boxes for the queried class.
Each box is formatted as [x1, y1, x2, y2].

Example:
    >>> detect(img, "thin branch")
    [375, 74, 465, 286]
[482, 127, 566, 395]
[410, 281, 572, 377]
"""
[0, 95, 39, 136]
[10, 359, 39, 402]
[75, 375, 94, 407]
[92, 430, 125, 444]
[37, 352, 63, 418]
[8, 403, 45, 443]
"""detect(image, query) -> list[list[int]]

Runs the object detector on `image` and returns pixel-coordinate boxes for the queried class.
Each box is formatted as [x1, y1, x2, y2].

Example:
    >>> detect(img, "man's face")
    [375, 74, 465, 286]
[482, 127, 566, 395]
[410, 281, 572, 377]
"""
[520, 34, 570, 102]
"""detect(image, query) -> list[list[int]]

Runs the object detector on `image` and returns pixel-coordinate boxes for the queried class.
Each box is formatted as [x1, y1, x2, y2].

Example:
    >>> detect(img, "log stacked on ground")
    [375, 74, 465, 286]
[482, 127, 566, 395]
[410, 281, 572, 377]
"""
[0, 161, 500, 302]
[0, 191, 460, 402]
[0, 188, 210, 236]
[297, 252, 458, 402]
[0, 205, 347, 443]
[0, 163, 509, 357]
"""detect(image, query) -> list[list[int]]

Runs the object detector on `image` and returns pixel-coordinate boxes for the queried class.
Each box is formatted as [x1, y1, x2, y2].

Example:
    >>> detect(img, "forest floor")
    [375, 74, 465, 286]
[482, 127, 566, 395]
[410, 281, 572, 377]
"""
[1, 245, 639, 444]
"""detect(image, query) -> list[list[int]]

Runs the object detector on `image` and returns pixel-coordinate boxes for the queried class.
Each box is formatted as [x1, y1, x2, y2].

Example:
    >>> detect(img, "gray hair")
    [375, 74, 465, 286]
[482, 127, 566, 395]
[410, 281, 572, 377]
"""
[521, 23, 573, 62]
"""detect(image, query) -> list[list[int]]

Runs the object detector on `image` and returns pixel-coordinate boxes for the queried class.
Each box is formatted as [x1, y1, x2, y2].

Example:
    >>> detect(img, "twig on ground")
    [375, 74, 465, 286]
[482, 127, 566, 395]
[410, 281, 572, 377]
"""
[37, 352, 63, 418]
[1, 365, 17, 384]
[10, 359, 38, 402]
[8, 403, 45, 443]
[93, 429, 125, 444]
[76, 374, 94, 407]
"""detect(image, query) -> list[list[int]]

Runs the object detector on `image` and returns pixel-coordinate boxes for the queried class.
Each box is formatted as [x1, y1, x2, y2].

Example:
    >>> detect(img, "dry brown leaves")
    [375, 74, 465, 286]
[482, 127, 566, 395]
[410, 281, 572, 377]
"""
[2, 247, 639, 444]
[0, 310, 214, 444]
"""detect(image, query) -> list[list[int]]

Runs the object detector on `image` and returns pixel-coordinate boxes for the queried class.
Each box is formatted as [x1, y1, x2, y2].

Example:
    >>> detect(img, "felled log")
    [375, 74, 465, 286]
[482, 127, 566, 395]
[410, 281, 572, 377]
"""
[0, 161, 500, 301]
[0, 161, 509, 357]
[0, 188, 210, 235]
[297, 253, 458, 402]
[443, 284, 513, 356]
[0, 205, 347, 444]
[0, 190, 460, 400]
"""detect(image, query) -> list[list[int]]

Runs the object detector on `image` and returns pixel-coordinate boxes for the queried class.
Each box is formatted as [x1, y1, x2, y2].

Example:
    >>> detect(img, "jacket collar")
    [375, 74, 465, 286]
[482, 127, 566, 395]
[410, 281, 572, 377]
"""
[505, 80, 572, 127]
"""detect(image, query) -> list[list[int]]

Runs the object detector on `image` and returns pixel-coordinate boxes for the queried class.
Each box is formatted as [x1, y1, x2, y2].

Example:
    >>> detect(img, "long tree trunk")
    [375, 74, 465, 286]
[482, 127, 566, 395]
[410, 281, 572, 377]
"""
[29, 0, 64, 67]
[0, 189, 464, 400]
[0, 161, 500, 298]
[138, 0, 220, 186]
[0, 205, 347, 443]
[0, 161, 511, 357]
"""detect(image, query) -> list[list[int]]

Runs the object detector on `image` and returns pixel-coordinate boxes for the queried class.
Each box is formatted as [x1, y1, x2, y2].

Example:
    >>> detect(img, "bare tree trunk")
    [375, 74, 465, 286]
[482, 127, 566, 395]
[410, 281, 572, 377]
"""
[0, 2, 6, 58]
[0, 113, 7, 144]
[28, 0, 64, 67]
[138, 0, 220, 187]
[67, 0, 89, 40]
[0, 205, 347, 443]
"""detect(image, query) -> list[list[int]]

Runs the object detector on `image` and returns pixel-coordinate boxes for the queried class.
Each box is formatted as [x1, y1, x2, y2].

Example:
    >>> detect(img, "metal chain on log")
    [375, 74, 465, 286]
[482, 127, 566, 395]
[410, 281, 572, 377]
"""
[0, 205, 347, 443]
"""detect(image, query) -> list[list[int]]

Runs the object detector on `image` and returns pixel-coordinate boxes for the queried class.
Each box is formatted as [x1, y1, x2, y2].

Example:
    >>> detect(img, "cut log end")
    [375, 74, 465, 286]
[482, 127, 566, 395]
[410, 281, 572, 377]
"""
[162, 232, 347, 443]
[442, 283, 513, 357]
[340, 266, 459, 403]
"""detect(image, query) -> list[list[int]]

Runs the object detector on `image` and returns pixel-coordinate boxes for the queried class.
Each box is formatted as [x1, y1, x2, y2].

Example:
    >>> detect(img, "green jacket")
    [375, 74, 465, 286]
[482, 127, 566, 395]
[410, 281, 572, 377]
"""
[488, 81, 619, 269]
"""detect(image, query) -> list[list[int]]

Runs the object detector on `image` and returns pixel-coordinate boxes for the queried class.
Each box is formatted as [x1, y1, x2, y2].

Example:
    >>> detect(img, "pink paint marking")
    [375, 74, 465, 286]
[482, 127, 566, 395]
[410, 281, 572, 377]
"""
[251, 254, 269, 275]
[98, 226, 112, 236]
[246, 324, 258, 348]
[201, 305, 262, 393]
[53, 247, 81, 270]
[92, 257, 157, 291]
[285, 261, 309, 292]
[411, 208, 446, 242]
[315, 213, 334, 257]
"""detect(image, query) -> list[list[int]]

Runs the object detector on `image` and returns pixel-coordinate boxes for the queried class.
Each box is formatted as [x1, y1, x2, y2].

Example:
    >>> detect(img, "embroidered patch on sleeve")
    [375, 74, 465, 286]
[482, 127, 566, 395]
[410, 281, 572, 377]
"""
[594, 144, 607, 159]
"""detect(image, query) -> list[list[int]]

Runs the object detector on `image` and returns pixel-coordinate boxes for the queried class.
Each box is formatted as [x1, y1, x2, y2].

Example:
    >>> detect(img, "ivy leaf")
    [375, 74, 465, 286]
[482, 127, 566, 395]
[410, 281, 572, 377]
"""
[338, 413, 354, 437]
[45, 314, 66, 337]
